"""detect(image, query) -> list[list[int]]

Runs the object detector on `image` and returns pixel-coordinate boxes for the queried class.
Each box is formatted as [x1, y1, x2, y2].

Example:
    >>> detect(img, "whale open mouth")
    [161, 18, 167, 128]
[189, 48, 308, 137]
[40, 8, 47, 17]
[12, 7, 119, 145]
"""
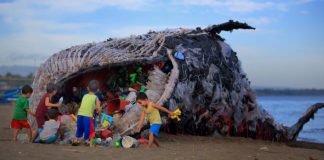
[55, 49, 179, 113]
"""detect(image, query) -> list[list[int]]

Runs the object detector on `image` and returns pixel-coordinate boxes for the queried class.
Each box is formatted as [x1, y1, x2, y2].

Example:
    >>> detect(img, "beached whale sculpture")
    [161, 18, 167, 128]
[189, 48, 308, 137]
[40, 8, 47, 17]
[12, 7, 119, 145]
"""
[29, 20, 323, 142]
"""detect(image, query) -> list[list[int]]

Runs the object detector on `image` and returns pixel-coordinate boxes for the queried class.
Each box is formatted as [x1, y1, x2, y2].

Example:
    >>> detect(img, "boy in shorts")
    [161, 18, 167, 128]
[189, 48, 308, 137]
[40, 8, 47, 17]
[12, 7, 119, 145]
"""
[135, 92, 173, 148]
[11, 85, 35, 142]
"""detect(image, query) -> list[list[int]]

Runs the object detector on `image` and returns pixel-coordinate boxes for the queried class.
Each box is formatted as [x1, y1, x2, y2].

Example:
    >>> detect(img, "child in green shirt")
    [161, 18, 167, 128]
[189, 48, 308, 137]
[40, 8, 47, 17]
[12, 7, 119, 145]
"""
[11, 85, 35, 142]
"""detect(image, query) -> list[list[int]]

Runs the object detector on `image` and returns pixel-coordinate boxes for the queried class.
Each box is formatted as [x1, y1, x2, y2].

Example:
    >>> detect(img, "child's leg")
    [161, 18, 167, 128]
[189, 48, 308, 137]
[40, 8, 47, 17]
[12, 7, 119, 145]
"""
[82, 116, 91, 141]
[43, 133, 59, 144]
[25, 128, 32, 143]
[12, 129, 19, 141]
[148, 132, 154, 148]
[33, 128, 43, 143]
[153, 137, 160, 147]
[31, 129, 38, 142]
[148, 124, 161, 148]
[75, 115, 85, 141]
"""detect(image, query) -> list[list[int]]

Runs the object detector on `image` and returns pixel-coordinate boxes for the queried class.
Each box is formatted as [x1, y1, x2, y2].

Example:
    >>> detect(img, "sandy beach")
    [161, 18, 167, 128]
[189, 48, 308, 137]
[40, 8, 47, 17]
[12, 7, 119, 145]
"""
[0, 103, 323, 160]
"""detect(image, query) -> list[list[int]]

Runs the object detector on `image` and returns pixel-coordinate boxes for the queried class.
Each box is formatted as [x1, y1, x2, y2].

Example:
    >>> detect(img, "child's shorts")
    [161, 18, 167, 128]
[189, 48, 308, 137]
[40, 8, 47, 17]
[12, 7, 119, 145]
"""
[149, 124, 161, 137]
[75, 115, 95, 140]
[11, 119, 30, 129]
[41, 134, 59, 144]
[34, 128, 59, 144]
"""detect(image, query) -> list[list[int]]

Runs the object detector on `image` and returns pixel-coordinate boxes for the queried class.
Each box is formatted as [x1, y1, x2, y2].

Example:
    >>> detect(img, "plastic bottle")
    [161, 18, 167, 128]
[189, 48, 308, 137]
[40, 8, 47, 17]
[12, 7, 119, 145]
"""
[17, 133, 29, 143]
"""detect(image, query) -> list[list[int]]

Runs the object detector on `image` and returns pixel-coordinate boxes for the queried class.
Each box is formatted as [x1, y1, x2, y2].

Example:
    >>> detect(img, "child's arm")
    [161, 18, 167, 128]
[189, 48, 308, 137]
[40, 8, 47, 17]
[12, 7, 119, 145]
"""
[95, 98, 101, 114]
[45, 97, 62, 108]
[136, 109, 145, 133]
[25, 109, 35, 117]
[151, 102, 173, 116]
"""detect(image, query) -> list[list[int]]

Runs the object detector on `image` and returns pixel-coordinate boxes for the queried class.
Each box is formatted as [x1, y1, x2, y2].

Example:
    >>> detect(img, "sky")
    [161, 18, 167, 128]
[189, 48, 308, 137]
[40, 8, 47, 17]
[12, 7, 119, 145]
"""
[0, 0, 323, 89]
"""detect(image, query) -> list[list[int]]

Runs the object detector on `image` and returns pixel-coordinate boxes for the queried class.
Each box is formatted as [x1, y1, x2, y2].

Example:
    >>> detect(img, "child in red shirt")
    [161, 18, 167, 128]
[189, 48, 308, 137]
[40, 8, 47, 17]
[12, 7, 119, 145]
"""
[33, 83, 62, 142]
[35, 83, 63, 129]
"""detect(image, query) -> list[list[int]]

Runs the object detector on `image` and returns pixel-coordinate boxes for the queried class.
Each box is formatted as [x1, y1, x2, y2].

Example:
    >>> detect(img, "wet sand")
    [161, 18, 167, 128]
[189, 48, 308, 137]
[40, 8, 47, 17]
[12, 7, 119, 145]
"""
[1, 103, 323, 160]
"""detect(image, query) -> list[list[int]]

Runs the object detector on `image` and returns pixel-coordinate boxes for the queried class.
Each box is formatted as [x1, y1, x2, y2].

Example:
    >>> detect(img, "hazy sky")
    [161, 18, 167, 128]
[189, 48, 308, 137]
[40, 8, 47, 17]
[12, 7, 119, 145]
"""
[0, 0, 323, 89]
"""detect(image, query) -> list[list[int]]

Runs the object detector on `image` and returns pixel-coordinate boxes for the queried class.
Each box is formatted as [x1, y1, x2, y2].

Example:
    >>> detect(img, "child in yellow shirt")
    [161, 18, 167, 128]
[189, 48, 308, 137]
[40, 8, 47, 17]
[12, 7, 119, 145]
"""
[135, 92, 173, 148]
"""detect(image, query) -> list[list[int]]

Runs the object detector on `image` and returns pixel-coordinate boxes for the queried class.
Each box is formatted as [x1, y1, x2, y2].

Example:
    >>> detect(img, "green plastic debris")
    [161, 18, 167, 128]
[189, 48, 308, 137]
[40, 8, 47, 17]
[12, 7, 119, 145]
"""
[129, 73, 137, 83]
[136, 67, 142, 73]
[140, 86, 145, 92]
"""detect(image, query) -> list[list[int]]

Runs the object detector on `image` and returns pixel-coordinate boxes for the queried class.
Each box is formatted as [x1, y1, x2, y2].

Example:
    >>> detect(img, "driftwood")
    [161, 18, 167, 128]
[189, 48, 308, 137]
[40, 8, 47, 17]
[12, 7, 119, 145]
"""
[29, 20, 322, 142]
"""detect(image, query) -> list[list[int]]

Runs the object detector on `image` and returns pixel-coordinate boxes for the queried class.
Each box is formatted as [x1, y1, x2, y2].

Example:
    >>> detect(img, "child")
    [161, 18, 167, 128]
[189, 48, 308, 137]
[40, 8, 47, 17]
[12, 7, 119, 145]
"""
[11, 85, 35, 142]
[35, 83, 63, 129]
[58, 106, 77, 144]
[74, 80, 101, 146]
[37, 109, 63, 144]
[112, 110, 122, 119]
[135, 92, 173, 148]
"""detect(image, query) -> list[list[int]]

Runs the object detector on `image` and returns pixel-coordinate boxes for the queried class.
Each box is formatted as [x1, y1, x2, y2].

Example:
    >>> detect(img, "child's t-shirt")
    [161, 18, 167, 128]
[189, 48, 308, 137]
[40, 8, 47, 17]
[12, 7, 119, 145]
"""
[36, 93, 50, 117]
[39, 120, 60, 140]
[78, 94, 97, 117]
[12, 96, 29, 120]
[144, 105, 162, 125]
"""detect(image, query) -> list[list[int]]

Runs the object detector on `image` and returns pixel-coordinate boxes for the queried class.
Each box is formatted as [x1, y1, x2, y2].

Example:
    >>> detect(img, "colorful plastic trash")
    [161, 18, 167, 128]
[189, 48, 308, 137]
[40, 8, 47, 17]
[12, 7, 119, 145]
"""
[140, 86, 146, 93]
[129, 73, 137, 83]
[171, 108, 182, 121]
[100, 113, 113, 128]
[174, 51, 185, 60]
[138, 138, 148, 144]
[114, 140, 121, 148]
[122, 136, 139, 148]
[101, 129, 112, 139]
[136, 67, 142, 73]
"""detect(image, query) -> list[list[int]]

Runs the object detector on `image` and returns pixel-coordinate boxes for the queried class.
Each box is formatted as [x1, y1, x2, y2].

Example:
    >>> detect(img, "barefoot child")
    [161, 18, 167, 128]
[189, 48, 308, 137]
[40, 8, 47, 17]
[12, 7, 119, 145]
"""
[36, 109, 64, 144]
[135, 92, 173, 148]
[74, 80, 101, 146]
[35, 83, 63, 129]
[33, 83, 63, 142]
[11, 85, 35, 142]
[58, 106, 77, 144]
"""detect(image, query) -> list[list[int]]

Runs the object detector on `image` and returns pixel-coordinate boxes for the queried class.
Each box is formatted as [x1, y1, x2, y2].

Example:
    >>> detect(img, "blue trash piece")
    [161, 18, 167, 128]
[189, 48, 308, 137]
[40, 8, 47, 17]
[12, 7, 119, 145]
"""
[100, 113, 113, 126]
[174, 52, 185, 60]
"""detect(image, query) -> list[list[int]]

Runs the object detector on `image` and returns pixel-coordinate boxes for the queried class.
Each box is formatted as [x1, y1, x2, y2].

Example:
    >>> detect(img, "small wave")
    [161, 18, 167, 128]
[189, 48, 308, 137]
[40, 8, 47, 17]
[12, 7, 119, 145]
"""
[312, 128, 324, 131]
[297, 137, 319, 143]
[302, 128, 324, 133]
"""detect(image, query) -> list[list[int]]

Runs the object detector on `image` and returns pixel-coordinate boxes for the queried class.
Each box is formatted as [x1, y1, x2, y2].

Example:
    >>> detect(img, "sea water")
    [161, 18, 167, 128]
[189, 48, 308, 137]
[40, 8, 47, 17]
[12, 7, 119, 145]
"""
[257, 96, 324, 143]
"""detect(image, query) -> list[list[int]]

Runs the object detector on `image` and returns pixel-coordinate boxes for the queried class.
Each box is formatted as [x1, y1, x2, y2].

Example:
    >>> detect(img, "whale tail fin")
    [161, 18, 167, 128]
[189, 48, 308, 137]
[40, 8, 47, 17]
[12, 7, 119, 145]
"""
[287, 103, 324, 141]
[204, 20, 255, 40]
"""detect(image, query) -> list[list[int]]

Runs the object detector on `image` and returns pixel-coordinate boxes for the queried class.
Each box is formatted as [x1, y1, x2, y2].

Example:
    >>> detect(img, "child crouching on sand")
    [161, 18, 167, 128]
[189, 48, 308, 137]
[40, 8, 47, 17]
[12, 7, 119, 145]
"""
[135, 92, 173, 148]
[73, 80, 101, 146]
[11, 85, 35, 143]
[35, 109, 64, 144]
[58, 106, 77, 144]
